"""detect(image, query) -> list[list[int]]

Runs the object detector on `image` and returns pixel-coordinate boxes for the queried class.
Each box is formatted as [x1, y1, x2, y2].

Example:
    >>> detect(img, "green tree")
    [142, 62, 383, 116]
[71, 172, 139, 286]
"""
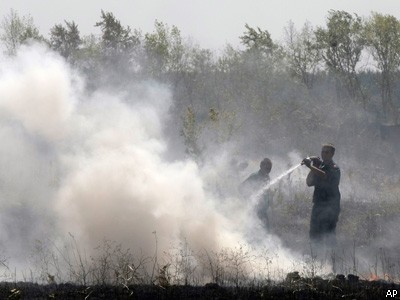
[74, 34, 103, 89]
[238, 25, 285, 113]
[284, 21, 320, 89]
[50, 21, 81, 63]
[240, 24, 276, 56]
[95, 10, 141, 82]
[0, 9, 44, 55]
[186, 46, 213, 73]
[364, 13, 400, 124]
[181, 107, 202, 161]
[216, 44, 242, 74]
[315, 10, 366, 105]
[96, 10, 139, 55]
[144, 20, 185, 77]
[240, 23, 284, 76]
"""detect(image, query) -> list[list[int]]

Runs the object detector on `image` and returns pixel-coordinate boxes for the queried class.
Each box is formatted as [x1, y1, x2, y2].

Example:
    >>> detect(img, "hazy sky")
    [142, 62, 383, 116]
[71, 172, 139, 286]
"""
[1, 0, 400, 50]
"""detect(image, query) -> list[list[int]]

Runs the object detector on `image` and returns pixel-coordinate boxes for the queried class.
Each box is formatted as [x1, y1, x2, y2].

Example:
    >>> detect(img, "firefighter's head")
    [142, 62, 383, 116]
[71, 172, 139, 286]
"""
[260, 158, 272, 175]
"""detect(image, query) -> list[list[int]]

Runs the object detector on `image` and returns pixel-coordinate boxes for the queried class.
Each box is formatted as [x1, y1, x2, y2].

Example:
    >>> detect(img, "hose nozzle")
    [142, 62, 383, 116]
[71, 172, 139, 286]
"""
[301, 157, 311, 166]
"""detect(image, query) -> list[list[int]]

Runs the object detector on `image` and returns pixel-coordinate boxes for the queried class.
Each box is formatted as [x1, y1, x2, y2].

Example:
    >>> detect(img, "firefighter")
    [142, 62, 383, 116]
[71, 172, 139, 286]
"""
[302, 143, 341, 249]
[240, 158, 272, 230]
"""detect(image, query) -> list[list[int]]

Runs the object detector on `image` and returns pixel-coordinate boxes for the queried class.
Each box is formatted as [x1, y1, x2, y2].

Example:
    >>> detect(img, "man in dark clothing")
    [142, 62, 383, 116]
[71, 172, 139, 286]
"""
[240, 158, 272, 230]
[302, 144, 341, 248]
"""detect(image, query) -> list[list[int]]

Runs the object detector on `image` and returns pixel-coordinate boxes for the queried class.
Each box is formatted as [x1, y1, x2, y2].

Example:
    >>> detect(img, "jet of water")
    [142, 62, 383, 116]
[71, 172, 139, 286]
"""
[251, 163, 302, 204]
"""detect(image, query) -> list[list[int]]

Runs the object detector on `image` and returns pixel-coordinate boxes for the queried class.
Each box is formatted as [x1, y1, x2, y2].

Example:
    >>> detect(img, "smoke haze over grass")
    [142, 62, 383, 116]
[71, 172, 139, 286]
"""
[0, 13, 400, 282]
[0, 44, 312, 282]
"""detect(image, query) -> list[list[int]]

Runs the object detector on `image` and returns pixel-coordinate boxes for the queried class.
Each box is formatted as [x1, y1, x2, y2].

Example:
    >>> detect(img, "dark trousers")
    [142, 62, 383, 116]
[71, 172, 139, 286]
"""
[256, 197, 269, 230]
[310, 202, 340, 248]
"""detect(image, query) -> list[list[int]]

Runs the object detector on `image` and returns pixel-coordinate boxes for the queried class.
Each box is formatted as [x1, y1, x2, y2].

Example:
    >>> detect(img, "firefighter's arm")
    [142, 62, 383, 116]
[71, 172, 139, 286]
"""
[303, 158, 326, 179]
[306, 171, 315, 186]
[308, 165, 327, 178]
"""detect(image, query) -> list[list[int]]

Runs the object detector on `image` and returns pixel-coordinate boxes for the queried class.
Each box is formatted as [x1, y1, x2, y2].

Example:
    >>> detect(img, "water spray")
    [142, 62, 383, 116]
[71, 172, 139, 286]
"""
[250, 163, 302, 204]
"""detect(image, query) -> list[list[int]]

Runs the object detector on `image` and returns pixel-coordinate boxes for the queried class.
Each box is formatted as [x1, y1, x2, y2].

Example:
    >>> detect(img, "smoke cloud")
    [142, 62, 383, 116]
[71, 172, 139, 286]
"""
[0, 44, 309, 280]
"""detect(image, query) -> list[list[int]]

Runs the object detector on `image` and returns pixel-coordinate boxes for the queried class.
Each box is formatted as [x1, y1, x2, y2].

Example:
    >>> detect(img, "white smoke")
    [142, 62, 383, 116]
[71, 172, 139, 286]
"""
[0, 44, 312, 281]
[0, 46, 76, 142]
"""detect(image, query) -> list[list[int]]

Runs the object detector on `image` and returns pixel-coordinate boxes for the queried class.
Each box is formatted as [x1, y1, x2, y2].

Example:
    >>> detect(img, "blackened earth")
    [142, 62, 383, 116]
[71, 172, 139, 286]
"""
[1, 274, 399, 299]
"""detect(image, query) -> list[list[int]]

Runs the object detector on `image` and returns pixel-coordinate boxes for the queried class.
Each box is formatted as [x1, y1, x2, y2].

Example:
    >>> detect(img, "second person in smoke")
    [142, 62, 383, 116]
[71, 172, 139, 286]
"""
[302, 143, 341, 250]
[240, 158, 272, 230]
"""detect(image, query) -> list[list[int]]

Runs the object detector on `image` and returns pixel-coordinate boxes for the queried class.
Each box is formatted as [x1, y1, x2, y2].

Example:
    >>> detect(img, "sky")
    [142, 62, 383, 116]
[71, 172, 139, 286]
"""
[1, 0, 400, 50]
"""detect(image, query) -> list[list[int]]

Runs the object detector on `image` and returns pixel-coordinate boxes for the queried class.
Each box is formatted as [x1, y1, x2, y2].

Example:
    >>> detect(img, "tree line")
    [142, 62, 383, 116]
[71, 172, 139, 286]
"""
[1, 9, 399, 167]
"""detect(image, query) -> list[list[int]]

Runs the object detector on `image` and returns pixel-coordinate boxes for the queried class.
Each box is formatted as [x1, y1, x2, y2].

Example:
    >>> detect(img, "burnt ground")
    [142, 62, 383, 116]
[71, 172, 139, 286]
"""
[1, 274, 399, 299]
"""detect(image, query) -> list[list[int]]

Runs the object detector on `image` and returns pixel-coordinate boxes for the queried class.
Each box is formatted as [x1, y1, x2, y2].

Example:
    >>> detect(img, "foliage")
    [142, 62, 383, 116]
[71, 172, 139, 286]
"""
[284, 21, 320, 89]
[315, 10, 366, 104]
[181, 107, 202, 160]
[364, 13, 400, 123]
[144, 20, 186, 78]
[94, 10, 141, 85]
[1, 8, 400, 288]
[0, 9, 44, 55]
[240, 24, 277, 56]
[95, 10, 140, 57]
[50, 21, 81, 63]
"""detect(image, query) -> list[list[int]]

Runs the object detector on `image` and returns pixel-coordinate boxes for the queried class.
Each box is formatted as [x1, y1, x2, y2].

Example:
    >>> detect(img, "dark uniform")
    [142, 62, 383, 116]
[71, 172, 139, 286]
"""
[240, 170, 271, 229]
[309, 161, 341, 246]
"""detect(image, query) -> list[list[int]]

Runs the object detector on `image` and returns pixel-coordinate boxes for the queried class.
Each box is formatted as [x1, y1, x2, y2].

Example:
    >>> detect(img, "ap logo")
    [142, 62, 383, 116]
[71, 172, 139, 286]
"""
[386, 289, 398, 297]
